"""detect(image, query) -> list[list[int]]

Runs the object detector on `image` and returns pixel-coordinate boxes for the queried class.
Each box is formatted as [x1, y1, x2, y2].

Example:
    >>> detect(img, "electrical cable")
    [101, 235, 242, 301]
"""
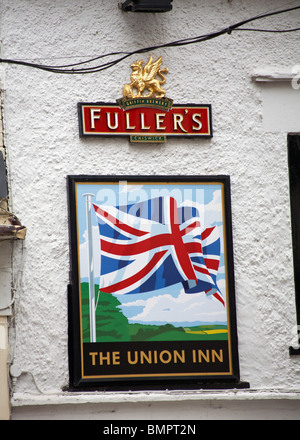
[0, 5, 299, 74]
[235, 27, 300, 33]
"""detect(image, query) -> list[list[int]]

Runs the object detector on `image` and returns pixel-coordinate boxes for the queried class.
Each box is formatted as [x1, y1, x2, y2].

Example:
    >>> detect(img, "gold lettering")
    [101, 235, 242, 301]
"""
[173, 350, 185, 363]
[199, 349, 210, 363]
[192, 349, 197, 363]
[89, 351, 121, 366]
[140, 351, 152, 364]
[89, 352, 98, 366]
[192, 349, 225, 363]
[212, 349, 223, 363]
[99, 352, 111, 365]
[159, 350, 172, 364]
[127, 351, 138, 365]
[127, 349, 188, 365]
[112, 351, 120, 365]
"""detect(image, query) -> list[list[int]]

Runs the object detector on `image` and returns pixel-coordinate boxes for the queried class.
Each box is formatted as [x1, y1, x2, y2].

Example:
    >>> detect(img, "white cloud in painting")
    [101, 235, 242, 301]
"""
[180, 189, 223, 227]
[122, 288, 227, 325]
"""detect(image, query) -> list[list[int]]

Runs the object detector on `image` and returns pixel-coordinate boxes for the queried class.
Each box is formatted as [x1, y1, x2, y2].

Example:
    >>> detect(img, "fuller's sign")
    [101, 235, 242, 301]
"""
[78, 55, 212, 143]
[78, 102, 212, 142]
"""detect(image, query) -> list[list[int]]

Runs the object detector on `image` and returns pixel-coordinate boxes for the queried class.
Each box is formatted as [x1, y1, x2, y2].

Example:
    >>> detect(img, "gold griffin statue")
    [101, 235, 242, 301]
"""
[123, 55, 169, 99]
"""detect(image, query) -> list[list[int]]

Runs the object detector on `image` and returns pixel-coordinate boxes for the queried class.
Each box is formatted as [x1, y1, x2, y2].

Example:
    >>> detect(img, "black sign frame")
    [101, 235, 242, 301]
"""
[67, 175, 247, 390]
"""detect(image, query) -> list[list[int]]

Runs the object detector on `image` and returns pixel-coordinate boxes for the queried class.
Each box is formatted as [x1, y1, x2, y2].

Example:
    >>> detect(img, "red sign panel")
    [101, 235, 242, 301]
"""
[78, 102, 212, 141]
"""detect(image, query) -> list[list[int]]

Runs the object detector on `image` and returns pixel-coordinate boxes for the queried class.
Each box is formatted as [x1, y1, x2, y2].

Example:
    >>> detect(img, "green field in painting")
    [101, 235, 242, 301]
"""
[80, 283, 228, 343]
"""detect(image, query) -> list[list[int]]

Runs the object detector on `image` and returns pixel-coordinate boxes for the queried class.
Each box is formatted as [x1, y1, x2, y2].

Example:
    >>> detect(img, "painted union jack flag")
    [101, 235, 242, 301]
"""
[93, 196, 225, 306]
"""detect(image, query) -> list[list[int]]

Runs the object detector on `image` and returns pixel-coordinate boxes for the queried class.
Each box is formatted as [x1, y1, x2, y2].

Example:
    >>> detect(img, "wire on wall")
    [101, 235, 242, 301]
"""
[0, 5, 299, 74]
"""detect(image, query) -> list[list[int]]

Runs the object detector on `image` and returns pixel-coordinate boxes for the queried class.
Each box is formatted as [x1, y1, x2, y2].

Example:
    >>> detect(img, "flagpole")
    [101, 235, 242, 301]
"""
[83, 193, 96, 343]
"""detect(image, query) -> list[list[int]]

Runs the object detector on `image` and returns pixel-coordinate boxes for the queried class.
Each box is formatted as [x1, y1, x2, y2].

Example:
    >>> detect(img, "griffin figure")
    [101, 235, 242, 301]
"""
[123, 55, 169, 99]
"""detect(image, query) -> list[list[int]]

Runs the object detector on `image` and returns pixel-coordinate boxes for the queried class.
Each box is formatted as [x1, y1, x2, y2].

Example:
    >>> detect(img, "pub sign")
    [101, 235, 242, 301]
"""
[67, 175, 241, 388]
[78, 55, 212, 143]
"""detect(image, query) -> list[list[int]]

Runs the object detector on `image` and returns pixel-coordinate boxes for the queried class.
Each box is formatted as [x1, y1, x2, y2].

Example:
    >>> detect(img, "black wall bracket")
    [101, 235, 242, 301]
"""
[120, 0, 173, 12]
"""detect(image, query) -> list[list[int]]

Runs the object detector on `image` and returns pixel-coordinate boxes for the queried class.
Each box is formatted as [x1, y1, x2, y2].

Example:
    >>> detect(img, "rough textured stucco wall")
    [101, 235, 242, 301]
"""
[1, 0, 300, 417]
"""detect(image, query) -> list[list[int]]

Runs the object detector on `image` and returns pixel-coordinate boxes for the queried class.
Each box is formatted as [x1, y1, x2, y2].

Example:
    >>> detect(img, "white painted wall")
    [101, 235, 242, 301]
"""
[1, 0, 300, 419]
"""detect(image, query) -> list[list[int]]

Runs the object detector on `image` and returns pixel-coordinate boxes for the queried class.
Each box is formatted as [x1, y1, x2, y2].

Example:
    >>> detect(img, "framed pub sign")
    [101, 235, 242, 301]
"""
[67, 175, 244, 389]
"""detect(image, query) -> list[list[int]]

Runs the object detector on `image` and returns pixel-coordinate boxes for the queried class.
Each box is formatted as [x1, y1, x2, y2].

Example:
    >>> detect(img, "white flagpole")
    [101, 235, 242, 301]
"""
[83, 193, 96, 343]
